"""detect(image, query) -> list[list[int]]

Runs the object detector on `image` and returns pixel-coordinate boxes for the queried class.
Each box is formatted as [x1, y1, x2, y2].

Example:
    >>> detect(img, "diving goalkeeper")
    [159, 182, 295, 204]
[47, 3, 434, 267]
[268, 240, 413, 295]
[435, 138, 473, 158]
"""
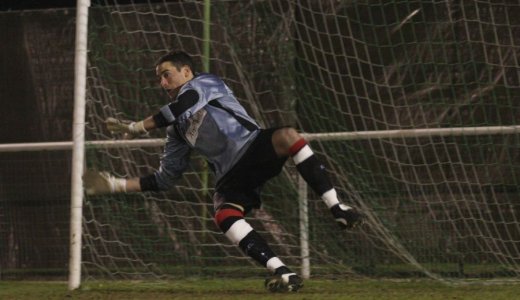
[84, 50, 365, 292]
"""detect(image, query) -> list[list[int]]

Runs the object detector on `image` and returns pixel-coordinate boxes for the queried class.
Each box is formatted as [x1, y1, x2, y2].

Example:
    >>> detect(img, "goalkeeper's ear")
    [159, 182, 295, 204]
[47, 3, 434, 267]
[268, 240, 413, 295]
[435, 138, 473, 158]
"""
[82, 170, 127, 195]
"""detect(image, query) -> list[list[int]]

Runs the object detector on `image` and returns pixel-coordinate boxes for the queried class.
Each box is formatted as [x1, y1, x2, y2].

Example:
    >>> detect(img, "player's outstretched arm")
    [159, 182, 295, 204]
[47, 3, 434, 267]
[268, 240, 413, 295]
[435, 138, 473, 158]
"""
[83, 170, 142, 195]
[105, 115, 157, 138]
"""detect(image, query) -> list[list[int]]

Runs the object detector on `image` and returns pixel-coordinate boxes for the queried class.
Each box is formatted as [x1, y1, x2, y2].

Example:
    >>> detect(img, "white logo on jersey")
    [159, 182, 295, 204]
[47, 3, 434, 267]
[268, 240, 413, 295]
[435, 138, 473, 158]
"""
[185, 109, 207, 146]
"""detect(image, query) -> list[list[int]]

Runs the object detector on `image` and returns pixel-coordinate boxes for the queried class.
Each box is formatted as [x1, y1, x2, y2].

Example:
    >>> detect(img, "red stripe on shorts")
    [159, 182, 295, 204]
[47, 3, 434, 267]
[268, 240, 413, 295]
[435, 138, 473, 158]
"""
[288, 138, 307, 156]
[215, 208, 244, 226]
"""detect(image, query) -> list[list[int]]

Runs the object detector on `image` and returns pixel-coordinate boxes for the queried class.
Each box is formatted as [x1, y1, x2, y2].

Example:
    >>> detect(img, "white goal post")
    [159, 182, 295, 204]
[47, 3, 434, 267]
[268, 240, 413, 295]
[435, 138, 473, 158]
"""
[3, 126, 520, 152]
[68, 0, 90, 291]
[1, 125, 519, 289]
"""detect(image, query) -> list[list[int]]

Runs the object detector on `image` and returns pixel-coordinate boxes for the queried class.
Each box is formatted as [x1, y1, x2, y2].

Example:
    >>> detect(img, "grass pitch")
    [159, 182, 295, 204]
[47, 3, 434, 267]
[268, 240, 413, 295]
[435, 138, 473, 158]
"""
[1, 278, 519, 299]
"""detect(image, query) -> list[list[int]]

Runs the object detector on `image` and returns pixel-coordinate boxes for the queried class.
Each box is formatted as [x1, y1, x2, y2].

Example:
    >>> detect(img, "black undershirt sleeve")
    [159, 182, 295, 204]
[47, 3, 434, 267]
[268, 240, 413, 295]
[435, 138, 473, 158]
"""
[154, 89, 200, 128]
[140, 174, 159, 191]
[153, 112, 169, 128]
[170, 89, 199, 116]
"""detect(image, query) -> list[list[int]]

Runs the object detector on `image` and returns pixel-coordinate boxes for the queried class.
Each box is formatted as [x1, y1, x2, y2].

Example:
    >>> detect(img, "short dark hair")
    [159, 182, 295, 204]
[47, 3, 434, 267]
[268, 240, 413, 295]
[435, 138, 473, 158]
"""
[155, 50, 195, 72]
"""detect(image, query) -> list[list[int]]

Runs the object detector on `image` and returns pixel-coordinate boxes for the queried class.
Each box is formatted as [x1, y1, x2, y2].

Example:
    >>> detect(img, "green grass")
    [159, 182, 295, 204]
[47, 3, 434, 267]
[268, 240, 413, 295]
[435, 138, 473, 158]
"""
[1, 278, 520, 299]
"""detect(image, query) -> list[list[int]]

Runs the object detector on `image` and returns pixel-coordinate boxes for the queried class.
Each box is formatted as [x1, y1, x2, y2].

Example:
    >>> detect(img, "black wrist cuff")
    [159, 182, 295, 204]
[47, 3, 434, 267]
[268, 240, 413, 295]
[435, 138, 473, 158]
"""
[140, 174, 159, 191]
[153, 112, 170, 128]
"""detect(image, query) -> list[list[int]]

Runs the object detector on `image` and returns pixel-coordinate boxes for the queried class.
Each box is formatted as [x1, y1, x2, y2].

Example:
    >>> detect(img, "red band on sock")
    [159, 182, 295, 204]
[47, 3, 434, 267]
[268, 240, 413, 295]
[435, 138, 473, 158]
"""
[214, 208, 244, 226]
[289, 138, 307, 156]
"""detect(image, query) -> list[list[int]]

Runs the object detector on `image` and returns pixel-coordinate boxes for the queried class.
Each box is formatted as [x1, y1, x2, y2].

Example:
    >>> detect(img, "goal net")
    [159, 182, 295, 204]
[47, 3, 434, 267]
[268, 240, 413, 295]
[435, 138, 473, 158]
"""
[83, 0, 520, 281]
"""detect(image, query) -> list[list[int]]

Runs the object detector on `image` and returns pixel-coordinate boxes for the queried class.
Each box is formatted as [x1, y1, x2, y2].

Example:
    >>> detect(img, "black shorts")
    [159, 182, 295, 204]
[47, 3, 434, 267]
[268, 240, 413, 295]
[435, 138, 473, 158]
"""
[214, 128, 288, 213]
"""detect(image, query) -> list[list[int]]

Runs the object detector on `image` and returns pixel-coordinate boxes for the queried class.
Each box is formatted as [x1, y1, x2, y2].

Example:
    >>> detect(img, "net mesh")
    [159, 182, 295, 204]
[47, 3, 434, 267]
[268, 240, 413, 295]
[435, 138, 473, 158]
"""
[83, 0, 520, 281]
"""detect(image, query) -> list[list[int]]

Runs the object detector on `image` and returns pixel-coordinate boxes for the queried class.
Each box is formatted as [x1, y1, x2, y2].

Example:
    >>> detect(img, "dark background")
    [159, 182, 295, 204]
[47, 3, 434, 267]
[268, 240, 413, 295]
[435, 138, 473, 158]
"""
[0, 1, 166, 11]
[1, 1, 75, 11]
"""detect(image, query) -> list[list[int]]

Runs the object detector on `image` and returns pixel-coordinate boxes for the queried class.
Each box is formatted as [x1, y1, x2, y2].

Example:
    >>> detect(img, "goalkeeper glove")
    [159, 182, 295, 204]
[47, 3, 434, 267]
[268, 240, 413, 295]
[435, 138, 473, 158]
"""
[83, 170, 127, 195]
[105, 117, 147, 138]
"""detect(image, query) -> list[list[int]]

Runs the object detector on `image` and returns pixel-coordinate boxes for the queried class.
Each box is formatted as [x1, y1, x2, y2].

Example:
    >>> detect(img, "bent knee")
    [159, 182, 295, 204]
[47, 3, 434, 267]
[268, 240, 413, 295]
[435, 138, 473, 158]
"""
[275, 127, 299, 139]
[272, 127, 304, 157]
[214, 204, 245, 232]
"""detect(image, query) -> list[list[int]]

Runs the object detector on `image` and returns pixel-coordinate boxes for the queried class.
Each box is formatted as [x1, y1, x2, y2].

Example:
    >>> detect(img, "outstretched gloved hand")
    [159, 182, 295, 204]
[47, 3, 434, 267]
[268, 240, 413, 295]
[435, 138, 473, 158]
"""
[83, 170, 127, 195]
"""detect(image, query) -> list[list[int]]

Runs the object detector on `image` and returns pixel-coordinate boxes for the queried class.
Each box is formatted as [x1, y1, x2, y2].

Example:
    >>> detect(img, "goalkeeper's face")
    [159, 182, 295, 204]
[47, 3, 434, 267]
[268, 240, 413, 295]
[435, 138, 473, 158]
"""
[156, 61, 194, 99]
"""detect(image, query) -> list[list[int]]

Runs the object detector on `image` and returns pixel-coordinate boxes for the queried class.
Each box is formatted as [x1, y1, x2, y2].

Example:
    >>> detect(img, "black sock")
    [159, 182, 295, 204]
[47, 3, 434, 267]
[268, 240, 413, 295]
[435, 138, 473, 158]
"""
[274, 266, 293, 276]
[238, 230, 277, 267]
[296, 155, 333, 195]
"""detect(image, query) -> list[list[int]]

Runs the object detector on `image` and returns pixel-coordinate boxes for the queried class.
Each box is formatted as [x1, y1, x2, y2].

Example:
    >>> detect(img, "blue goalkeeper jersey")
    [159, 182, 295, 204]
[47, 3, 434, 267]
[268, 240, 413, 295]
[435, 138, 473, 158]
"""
[150, 73, 261, 190]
